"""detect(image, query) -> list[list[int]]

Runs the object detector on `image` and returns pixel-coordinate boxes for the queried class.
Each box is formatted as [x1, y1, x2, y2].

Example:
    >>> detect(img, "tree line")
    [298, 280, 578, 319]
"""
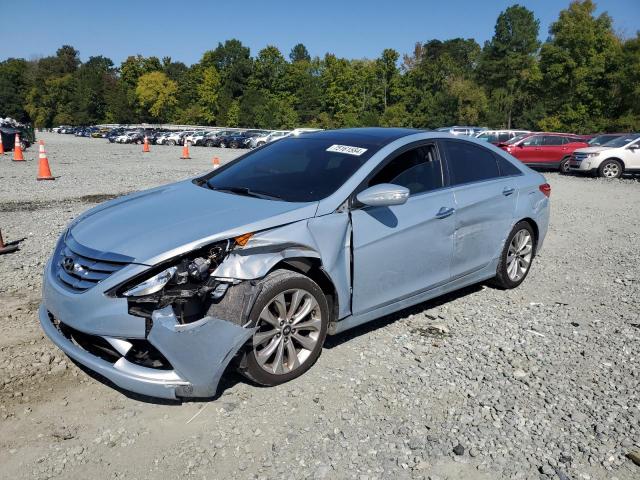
[1, 1, 638, 134]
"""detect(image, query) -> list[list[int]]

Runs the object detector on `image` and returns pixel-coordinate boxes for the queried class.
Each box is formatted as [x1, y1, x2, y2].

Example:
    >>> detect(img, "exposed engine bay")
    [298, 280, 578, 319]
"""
[123, 240, 237, 324]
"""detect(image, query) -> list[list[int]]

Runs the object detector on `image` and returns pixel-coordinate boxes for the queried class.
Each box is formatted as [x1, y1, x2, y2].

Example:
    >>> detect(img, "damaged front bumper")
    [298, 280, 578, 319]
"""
[40, 258, 255, 399]
[39, 305, 254, 399]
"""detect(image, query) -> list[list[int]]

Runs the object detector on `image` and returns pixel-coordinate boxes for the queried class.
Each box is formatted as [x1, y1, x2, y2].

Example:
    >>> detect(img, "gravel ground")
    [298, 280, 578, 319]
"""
[0, 132, 639, 480]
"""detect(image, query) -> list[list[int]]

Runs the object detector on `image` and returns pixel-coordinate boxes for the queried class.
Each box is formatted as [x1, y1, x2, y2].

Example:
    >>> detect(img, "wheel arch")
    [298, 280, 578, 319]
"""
[516, 217, 539, 254]
[600, 157, 625, 169]
[266, 257, 339, 326]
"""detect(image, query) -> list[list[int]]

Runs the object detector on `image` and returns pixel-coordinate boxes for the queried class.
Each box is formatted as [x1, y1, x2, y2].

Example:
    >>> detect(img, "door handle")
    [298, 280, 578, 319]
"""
[502, 187, 515, 196]
[435, 207, 455, 219]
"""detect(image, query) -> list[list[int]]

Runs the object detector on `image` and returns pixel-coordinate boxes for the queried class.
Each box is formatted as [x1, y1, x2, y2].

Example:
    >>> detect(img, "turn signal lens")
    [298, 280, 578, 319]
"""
[235, 233, 253, 246]
[539, 183, 551, 198]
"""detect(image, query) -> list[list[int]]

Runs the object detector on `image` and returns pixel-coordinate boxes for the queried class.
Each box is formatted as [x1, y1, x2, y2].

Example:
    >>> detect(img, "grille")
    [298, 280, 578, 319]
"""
[54, 234, 133, 292]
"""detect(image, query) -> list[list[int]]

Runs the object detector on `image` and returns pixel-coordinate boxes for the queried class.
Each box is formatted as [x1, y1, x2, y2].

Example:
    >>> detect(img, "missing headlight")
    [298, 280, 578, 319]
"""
[113, 240, 234, 324]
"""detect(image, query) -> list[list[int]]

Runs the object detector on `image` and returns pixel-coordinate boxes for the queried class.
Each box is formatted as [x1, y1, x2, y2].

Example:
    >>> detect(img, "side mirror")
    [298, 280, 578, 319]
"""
[356, 184, 410, 207]
[628, 144, 639, 150]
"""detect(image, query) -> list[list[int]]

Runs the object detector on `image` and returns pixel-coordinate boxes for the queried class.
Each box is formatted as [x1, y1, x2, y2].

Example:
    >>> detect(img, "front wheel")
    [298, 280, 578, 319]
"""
[167, 139, 176, 146]
[492, 221, 536, 289]
[559, 157, 571, 174]
[598, 159, 622, 179]
[241, 270, 329, 386]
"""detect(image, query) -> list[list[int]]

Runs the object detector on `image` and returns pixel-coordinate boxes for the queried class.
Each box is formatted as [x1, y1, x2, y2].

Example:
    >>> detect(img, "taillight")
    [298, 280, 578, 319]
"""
[539, 183, 551, 197]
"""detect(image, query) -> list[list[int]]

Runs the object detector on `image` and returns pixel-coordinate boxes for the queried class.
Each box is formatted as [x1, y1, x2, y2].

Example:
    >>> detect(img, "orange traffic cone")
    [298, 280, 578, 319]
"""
[212, 156, 220, 169]
[181, 140, 191, 159]
[36, 140, 55, 181]
[143, 136, 150, 152]
[13, 134, 24, 161]
[0, 135, 4, 155]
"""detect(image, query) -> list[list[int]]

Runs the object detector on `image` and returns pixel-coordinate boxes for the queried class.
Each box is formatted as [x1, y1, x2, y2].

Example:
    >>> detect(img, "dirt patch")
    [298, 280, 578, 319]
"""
[0, 193, 127, 212]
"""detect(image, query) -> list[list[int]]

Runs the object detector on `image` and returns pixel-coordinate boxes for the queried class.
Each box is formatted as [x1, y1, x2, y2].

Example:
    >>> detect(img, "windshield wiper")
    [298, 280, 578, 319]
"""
[208, 184, 283, 200]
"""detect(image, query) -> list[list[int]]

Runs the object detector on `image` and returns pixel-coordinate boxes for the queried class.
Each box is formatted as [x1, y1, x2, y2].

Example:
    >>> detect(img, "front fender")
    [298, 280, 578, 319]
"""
[211, 214, 352, 319]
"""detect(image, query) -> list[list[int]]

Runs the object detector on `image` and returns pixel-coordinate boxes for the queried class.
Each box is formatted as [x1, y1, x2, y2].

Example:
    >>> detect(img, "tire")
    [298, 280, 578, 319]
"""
[230, 141, 239, 149]
[598, 159, 623, 179]
[559, 157, 571, 174]
[205, 140, 214, 147]
[492, 221, 536, 289]
[241, 269, 329, 386]
[167, 139, 176, 146]
[219, 142, 227, 148]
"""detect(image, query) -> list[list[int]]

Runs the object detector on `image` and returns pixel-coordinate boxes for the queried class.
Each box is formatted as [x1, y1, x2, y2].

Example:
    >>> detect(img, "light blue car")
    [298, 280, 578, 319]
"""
[40, 128, 550, 399]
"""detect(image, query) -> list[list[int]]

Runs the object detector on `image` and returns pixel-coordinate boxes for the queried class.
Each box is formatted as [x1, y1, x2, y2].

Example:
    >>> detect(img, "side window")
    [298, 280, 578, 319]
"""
[495, 154, 523, 177]
[368, 145, 443, 195]
[521, 135, 542, 146]
[443, 140, 500, 185]
[498, 132, 511, 142]
[543, 135, 563, 146]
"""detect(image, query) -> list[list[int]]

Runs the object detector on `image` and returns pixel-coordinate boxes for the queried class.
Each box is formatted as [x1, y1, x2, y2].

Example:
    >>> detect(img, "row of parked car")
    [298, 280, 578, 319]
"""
[54, 125, 320, 150]
[438, 126, 639, 179]
[54, 123, 639, 178]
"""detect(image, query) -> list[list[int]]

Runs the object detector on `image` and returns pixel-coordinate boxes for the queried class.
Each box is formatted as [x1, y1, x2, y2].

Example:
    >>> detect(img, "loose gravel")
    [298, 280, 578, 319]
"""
[0, 132, 638, 480]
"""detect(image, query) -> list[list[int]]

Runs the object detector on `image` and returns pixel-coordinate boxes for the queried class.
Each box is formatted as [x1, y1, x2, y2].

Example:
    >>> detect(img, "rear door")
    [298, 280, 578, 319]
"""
[440, 139, 519, 278]
[539, 135, 567, 165]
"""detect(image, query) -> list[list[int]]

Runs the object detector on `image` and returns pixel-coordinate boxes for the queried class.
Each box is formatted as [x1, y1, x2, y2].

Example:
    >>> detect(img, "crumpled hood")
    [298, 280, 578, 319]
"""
[70, 180, 318, 265]
[574, 146, 611, 154]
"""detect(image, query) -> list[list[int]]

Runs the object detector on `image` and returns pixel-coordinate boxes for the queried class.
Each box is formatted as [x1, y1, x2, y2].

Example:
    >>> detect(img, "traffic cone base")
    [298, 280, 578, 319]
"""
[13, 134, 24, 161]
[0, 230, 19, 255]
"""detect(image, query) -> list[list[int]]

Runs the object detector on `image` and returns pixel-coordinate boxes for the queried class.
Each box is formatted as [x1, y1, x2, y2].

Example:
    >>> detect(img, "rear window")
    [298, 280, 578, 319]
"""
[204, 137, 379, 202]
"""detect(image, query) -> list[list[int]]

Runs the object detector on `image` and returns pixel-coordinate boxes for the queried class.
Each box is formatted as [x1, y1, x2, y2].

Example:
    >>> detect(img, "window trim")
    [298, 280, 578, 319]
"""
[348, 140, 447, 209]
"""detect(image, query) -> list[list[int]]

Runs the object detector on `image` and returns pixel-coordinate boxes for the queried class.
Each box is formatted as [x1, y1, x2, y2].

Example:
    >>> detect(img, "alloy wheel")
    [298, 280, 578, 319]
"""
[252, 288, 322, 375]
[602, 162, 620, 178]
[507, 229, 533, 282]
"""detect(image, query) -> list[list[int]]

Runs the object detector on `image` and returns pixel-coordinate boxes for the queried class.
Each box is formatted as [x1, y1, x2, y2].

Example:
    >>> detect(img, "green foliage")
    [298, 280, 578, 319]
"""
[135, 71, 178, 120]
[479, 5, 540, 128]
[1, 2, 637, 132]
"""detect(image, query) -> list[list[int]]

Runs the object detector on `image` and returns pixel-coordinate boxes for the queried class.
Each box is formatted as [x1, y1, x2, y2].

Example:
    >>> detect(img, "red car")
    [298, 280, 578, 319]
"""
[498, 132, 589, 172]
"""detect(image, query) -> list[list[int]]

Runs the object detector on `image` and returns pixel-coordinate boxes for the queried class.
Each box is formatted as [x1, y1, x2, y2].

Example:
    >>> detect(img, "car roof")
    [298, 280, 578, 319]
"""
[299, 127, 421, 147]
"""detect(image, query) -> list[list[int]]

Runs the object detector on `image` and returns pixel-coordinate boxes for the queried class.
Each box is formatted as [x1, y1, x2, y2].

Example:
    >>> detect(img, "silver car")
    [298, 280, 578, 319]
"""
[40, 128, 550, 399]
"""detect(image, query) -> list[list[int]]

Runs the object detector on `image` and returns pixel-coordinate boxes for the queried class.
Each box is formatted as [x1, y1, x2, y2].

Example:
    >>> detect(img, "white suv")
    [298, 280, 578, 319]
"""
[570, 133, 640, 178]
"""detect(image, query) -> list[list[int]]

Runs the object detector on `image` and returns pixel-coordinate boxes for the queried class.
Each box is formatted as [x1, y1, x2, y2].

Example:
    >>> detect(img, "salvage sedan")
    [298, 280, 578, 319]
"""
[40, 128, 550, 399]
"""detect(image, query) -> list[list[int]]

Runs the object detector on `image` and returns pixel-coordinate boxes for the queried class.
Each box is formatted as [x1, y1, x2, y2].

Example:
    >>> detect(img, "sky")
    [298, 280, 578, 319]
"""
[1, 0, 639, 65]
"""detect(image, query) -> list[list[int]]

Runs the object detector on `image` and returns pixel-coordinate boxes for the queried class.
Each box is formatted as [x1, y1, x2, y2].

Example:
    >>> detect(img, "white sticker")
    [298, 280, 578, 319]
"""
[326, 144, 368, 156]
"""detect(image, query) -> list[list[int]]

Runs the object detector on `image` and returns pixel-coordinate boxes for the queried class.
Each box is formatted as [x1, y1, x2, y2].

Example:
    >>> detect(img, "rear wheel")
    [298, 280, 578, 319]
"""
[493, 221, 535, 289]
[598, 159, 622, 179]
[205, 140, 214, 147]
[219, 142, 227, 148]
[241, 270, 328, 386]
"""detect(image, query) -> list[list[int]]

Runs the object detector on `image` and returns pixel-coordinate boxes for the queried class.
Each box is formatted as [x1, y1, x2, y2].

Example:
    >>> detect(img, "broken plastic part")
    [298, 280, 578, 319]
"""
[148, 306, 256, 397]
[234, 233, 253, 246]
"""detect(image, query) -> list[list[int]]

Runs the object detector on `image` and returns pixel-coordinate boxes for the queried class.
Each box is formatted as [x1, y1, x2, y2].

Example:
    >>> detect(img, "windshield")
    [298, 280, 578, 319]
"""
[588, 134, 621, 146]
[204, 137, 378, 202]
[504, 133, 531, 145]
[602, 134, 640, 148]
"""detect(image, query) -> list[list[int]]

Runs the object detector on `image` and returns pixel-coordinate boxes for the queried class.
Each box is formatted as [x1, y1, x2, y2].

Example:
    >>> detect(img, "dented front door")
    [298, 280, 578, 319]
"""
[350, 190, 456, 315]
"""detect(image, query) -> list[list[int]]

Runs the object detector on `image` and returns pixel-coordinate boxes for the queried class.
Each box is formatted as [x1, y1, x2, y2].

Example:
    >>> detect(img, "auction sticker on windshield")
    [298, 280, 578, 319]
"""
[326, 144, 368, 156]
